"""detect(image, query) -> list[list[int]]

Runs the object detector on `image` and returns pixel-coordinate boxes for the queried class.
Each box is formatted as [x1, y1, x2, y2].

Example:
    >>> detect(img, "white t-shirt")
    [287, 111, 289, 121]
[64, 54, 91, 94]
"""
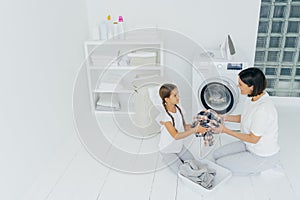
[241, 92, 280, 156]
[159, 107, 185, 153]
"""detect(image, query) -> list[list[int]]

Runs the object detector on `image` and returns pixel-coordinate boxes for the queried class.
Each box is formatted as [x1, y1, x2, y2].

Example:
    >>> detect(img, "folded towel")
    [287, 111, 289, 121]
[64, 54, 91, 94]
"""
[97, 83, 119, 91]
[96, 93, 120, 108]
[127, 51, 156, 58]
[95, 104, 120, 111]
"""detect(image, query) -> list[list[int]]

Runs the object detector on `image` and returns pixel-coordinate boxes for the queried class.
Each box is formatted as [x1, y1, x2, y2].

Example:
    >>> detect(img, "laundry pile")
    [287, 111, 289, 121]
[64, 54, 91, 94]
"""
[96, 93, 120, 111]
[179, 160, 216, 189]
[191, 109, 223, 146]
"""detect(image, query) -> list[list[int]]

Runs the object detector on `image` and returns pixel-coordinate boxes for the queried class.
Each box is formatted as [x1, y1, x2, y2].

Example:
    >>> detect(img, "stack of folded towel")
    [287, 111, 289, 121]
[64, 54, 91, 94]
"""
[96, 93, 120, 111]
[179, 160, 216, 189]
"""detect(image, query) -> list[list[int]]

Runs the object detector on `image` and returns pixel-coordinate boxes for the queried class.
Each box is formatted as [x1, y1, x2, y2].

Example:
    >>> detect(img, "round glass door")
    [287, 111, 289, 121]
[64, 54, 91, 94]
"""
[199, 81, 236, 114]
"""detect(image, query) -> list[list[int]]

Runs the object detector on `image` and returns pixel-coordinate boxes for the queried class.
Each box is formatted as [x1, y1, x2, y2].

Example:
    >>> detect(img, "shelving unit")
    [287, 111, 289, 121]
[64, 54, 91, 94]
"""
[84, 35, 164, 115]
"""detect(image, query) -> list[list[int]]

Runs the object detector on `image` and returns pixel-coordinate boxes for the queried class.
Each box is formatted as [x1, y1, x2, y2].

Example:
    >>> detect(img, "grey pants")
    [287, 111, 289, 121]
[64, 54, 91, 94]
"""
[160, 146, 195, 174]
[213, 141, 280, 176]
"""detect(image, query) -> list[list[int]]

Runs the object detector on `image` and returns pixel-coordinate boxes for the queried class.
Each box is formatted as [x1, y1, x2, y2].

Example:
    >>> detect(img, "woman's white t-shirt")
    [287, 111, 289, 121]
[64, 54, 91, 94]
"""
[159, 107, 185, 153]
[241, 92, 280, 156]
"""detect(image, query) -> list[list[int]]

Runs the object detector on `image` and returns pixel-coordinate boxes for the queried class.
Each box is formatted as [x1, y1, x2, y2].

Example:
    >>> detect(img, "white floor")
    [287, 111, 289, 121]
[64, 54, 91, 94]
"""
[24, 98, 300, 200]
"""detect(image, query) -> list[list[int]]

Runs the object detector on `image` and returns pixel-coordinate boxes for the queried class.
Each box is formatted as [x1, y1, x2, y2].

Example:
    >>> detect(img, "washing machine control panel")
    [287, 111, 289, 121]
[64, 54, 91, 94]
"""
[227, 63, 243, 70]
[214, 62, 247, 72]
[215, 62, 245, 71]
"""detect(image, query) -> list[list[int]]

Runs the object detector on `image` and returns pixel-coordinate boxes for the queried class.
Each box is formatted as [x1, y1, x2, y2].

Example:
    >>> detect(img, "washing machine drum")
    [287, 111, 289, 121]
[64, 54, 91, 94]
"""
[198, 77, 239, 114]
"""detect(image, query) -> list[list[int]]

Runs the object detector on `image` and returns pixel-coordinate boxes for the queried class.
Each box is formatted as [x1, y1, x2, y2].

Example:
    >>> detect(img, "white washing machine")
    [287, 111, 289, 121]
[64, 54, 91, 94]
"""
[192, 58, 248, 130]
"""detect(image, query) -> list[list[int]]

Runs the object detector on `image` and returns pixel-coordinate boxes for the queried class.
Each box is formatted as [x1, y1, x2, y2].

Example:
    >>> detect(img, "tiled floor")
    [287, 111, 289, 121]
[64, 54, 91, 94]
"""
[24, 98, 300, 200]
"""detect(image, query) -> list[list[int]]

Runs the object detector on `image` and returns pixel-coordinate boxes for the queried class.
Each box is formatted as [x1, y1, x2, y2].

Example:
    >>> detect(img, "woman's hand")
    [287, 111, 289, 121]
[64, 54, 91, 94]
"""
[219, 114, 226, 122]
[211, 123, 224, 134]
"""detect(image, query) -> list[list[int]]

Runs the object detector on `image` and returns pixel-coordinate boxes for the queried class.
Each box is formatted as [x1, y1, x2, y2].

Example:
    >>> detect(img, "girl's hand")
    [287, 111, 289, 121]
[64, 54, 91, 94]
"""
[193, 122, 209, 134]
[160, 121, 166, 125]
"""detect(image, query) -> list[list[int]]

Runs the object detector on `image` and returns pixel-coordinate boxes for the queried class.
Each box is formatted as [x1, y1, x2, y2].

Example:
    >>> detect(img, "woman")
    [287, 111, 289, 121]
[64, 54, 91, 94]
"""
[158, 83, 207, 172]
[212, 67, 280, 175]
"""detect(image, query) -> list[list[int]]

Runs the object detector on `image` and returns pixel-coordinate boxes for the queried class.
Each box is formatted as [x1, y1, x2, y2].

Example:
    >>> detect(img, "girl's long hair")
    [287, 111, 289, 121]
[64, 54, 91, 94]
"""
[159, 83, 186, 130]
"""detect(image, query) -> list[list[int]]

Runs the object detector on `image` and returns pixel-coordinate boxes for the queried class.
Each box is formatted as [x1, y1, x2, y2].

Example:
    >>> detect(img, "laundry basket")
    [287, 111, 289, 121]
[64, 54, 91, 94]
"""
[178, 159, 232, 196]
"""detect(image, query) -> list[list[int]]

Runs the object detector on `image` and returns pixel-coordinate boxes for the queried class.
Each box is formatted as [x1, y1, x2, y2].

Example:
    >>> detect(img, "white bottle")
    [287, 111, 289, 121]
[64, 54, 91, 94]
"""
[112, 21, 118, 39]
[118, 16, 125, 39]
[106, 15, 113, 39]
[99, 21, 108, 40]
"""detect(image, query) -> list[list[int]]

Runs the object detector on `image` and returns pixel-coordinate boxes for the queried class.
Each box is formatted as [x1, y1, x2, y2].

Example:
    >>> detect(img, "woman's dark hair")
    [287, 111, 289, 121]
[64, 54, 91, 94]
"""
[159, 83, 186, 130]
[238, 67, 267, 97]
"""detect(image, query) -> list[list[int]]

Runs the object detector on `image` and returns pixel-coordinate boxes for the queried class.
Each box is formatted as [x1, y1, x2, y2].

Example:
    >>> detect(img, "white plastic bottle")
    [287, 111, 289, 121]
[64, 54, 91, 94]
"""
[118, 16, 125, 39]
[106, 15, 113, 39]
[98, 21, 108, 40]
[112, 21, 119, 39]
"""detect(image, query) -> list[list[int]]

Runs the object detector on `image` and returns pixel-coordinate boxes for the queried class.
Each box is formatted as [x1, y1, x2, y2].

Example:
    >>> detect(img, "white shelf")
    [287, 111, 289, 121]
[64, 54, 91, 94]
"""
[93, 82, 135, 93]
[93, 88, 134, 93]
[95, 110, 135, 114]
[85, 39, 161, 45]
[89, 65, 161, 70]
[85, 36, 163, 114]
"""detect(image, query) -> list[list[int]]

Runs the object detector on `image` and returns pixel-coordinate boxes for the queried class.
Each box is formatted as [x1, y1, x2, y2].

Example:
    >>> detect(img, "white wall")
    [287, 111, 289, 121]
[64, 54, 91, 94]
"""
[86, 0, 261, 65]
[86, 0, 261, 120]
[0, 1, 88, 199]
[0, 1, 261, 198]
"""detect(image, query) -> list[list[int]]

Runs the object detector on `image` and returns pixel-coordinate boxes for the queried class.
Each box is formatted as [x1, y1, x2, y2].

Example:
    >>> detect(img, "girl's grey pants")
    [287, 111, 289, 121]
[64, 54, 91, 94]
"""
[160, 146, 195, 173]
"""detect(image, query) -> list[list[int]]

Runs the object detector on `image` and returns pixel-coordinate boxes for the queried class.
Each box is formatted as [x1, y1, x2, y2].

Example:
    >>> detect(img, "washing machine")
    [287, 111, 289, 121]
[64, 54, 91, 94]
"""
[192, 58, 248, 130]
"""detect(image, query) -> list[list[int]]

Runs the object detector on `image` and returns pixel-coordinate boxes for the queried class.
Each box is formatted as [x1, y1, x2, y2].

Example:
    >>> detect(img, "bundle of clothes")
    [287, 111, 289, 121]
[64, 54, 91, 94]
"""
[191, 109, 223, 146]
[179, 159, 216, 189]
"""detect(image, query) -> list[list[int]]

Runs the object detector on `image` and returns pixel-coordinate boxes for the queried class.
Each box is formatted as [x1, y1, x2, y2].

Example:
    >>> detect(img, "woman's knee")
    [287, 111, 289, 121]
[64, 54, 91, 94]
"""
[215, 157, 250, 176]
[213, 148, 222, 160]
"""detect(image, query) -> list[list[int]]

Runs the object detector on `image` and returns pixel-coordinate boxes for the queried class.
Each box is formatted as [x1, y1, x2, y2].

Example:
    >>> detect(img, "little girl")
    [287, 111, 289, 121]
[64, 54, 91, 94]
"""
[158, 83, 207, 172]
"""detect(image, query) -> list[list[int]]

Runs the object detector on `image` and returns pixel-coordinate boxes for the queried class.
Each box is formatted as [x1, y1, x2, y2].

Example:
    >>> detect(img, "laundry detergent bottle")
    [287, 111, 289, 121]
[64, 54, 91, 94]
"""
[118, 16, 125, 39]
[106, 15, 113, 39]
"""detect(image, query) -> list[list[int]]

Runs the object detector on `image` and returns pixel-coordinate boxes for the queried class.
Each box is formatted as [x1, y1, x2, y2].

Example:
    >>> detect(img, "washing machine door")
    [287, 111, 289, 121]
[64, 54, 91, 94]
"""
[198, 77, 239, 114]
